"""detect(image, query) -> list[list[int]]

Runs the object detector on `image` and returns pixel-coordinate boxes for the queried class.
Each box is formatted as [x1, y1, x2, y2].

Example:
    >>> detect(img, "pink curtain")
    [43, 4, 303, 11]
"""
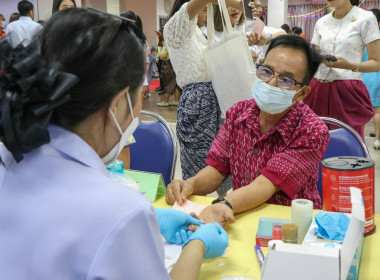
[287, 0, 380, 44]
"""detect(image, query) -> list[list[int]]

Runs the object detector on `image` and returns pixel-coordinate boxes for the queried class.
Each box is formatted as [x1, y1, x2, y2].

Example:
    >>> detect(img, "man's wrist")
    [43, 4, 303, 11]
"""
[211, 197, 233, 210]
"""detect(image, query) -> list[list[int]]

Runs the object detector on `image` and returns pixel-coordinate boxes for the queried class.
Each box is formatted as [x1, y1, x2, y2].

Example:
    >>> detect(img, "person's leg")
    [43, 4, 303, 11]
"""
[170, 86, 182, 106]
[374, 107, 380, 150]
[157, 93, 170, 106]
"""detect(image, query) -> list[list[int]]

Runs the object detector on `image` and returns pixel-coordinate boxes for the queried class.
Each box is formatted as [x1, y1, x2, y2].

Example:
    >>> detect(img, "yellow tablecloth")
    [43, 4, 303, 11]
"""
[153, 194, 380, 280]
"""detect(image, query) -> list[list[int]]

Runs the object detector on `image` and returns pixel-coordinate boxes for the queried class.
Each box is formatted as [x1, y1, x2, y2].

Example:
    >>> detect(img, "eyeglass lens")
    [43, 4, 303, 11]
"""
[257, 65, 298, 90]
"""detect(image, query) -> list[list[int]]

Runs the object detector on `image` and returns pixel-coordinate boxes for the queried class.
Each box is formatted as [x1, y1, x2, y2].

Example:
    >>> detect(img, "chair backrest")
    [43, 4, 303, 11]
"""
[129, 110, 177, 186]
[317, 117, 370, 202]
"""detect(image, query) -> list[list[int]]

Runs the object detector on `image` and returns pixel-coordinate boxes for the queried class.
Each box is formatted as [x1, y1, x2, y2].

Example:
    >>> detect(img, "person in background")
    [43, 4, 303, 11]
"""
[281, 23, 291, 34]
[248, 0, 286, 63]
[164, 0, 243, 196]
[9, 13, 20, 23]
[291, 26, 297, 34]
[155, 26, 165, 92]
[213, 4, 245, 41]
[166, 35, 328, 225]
[0, 8, 228, 279]
[52, 0, 76, 13]
[304, 0, 380, 140]
[362, 8, 380, 149]
[294, 27, 306, 40]
[149, 45, 157, 87]
[5, 0, 42, 47]
[0, 21, 5, 39]
[156, 34, 179, 107]
[0, 14, 6, 30]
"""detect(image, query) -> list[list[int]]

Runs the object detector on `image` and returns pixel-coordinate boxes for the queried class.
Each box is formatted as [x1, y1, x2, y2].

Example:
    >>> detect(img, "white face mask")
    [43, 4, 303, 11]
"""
[102, 92, 139, 165]
[252, 78, 304, 114]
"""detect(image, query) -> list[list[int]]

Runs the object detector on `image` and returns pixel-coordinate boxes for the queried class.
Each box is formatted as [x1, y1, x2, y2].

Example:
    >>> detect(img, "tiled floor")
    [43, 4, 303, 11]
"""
[142, 85, 380, 214]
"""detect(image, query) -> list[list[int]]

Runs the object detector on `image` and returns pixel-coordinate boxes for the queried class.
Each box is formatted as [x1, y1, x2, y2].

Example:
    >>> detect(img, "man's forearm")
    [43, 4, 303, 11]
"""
[188, 166, 227, 195]
[225, 175, 279, 214]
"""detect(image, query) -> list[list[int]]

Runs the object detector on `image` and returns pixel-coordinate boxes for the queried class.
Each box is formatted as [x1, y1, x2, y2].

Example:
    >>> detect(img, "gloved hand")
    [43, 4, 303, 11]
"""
[183, 222, 229, 259]
[155, 208, 202, 244]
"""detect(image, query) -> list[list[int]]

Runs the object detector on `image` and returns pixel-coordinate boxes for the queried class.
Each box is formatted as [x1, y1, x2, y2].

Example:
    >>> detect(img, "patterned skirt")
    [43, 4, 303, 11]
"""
[177, 82, 231, 195]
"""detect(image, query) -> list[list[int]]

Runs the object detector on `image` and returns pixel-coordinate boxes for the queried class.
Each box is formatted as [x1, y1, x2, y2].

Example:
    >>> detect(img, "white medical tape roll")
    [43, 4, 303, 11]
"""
[291, 199, 313, 244]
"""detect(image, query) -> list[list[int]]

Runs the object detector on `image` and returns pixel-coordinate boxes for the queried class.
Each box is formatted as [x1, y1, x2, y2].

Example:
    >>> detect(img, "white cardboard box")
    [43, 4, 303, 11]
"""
[302, 213, 364, 280]
[261, 187, 365, 280]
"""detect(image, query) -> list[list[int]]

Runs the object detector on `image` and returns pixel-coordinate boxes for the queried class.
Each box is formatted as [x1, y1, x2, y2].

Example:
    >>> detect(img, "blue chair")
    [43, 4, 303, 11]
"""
[317, 117, 370, 203]
[129, 110, 177, 186]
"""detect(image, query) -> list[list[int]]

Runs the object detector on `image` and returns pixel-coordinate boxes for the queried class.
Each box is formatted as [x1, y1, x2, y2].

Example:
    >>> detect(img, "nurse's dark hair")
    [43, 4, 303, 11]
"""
[120, 10, 146, 41]
[52, 0, 77, 13]
[0, 8, 145, 162]
[265, 35, 322, 85]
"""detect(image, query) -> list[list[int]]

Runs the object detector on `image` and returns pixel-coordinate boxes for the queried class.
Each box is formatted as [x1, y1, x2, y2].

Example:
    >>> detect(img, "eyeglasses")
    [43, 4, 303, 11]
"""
[256, 64, 304, 90]
[86, 7, 145, 44]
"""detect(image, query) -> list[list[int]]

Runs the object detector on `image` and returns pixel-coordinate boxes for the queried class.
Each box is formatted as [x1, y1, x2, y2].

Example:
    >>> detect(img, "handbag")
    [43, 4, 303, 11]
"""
[204, 0, 256, 117]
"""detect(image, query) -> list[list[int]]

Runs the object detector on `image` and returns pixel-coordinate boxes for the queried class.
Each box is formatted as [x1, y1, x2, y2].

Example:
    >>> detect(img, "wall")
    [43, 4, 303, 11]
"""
[36, 0, 82, 21]
[156, 0, 169, 29]
[106, 0, 119, 15]
[120, 0, 157, 47]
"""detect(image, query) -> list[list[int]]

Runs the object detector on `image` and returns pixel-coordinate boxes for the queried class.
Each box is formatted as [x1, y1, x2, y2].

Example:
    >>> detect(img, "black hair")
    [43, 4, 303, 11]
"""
[42, 8, 145, 129]
[265, 35, 322, 85]
[9, 13, 20, 23]
[52, 0, 77, 13]
[0, 8, 145, 162]
[18, 0, 34, 16]
[168, 0, 189, 20]
[291, 26, 298, 32]
[281, 24, 291, 34]
[120, 10, 146, 41]
[350, 0, 359, 6]
[294, 27, 302, 35]
[370, 8, 380, 22]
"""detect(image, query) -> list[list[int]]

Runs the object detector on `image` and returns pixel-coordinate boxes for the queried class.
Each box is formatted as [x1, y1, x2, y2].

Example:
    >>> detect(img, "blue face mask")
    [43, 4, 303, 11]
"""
[252, 78, 304, 114]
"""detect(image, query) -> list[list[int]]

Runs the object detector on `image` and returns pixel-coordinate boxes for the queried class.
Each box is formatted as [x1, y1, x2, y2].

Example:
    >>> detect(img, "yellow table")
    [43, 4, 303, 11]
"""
[154, 194, 380, 280]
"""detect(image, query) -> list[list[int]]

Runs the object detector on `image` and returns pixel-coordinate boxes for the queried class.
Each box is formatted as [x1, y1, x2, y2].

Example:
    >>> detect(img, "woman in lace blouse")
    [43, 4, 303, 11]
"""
[164, 0, 242, 187]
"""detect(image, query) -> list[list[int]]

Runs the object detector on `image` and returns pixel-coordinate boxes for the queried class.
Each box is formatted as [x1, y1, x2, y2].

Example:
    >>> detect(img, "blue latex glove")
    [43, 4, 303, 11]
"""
[314, 212, 350, 241]
[183, 222, 229, 259]
[155, 208, 202, 244]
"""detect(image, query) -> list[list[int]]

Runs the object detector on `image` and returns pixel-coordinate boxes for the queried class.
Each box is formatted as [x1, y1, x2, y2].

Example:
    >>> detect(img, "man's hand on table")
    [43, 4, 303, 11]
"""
[199, 203, 235, 226]
[166, 179, 194, 205]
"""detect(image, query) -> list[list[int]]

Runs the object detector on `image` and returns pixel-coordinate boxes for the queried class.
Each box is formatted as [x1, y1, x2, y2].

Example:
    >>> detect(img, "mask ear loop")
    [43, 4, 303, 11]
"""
[126, 91, 135, 119]
[108, 91, 135, 135]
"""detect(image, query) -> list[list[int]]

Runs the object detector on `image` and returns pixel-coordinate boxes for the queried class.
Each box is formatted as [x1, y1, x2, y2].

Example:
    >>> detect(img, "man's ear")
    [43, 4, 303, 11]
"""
[294, 85, 311, 102]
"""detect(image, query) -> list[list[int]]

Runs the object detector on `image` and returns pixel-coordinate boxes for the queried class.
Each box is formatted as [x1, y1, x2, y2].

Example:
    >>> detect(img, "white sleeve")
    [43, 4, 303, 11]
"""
[87, 204, 170, 280]
[361, 13, 380, 45]
[164, 2, 199, 49]
[311, 20, 321, 46]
